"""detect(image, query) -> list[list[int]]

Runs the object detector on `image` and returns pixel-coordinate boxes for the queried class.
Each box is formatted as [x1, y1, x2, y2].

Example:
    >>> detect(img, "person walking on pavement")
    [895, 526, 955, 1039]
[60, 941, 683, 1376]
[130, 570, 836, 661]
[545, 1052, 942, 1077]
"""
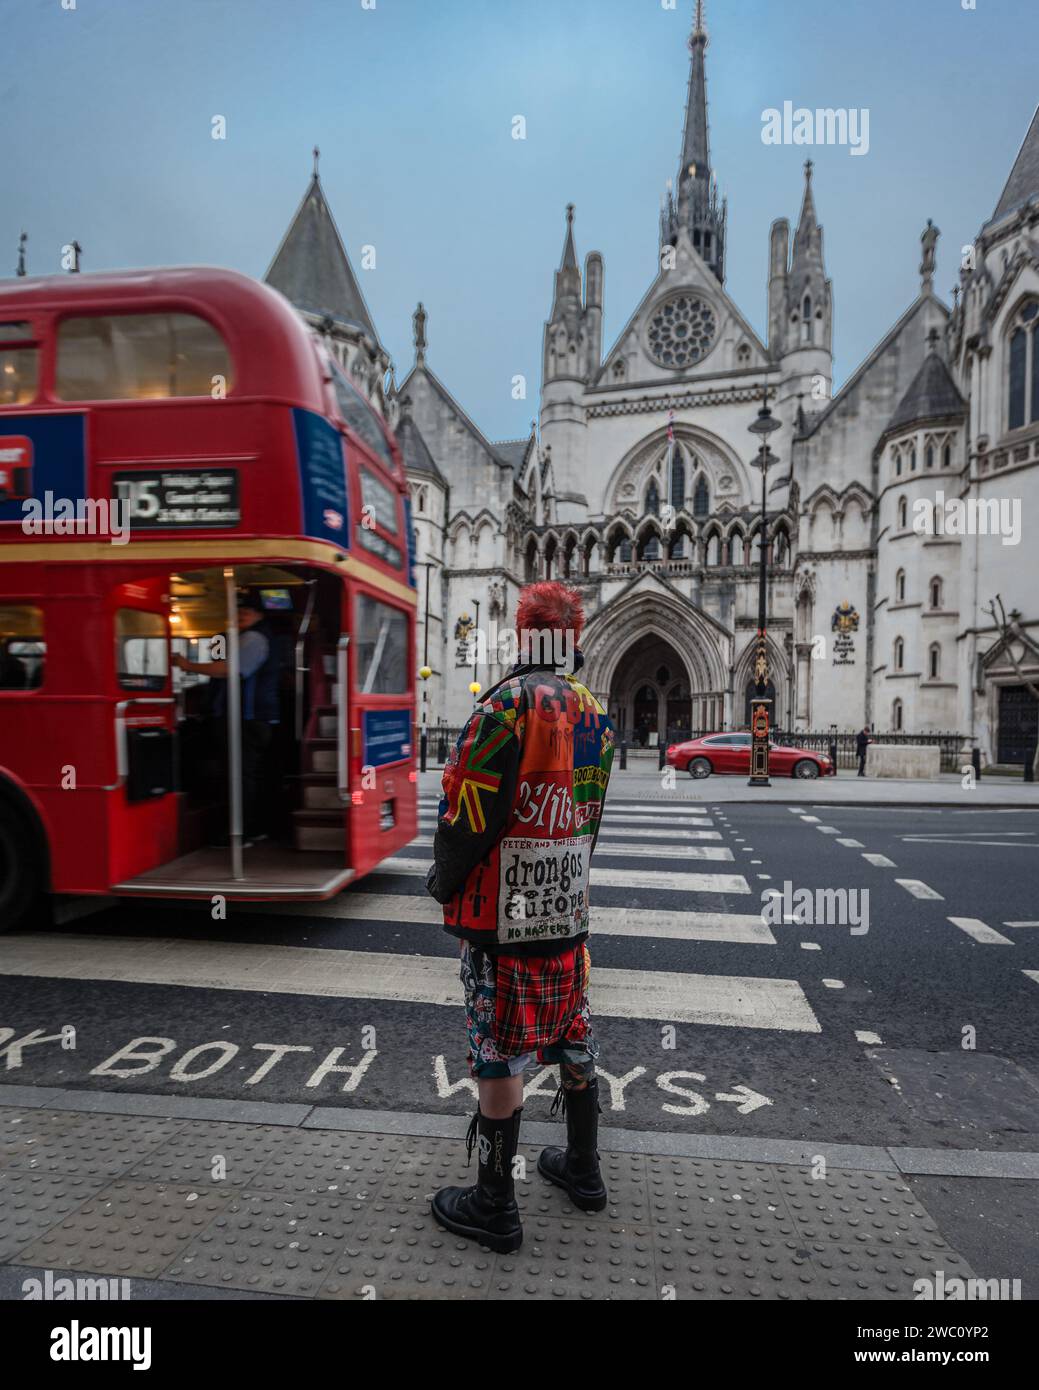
[425, 581, 615, 1253]
[856, 725, 872, 777]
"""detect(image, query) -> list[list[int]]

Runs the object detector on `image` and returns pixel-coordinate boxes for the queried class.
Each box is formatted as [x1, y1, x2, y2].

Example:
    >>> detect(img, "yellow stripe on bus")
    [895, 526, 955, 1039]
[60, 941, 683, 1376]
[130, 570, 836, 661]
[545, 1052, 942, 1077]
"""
[0, 538, 418, 606]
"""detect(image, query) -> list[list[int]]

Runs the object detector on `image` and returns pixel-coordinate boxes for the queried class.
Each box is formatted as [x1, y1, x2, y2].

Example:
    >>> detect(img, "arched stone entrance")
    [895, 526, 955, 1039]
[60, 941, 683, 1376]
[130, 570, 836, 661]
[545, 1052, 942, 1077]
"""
[581, 578, 732, 742]
[610, 632, 694, 746]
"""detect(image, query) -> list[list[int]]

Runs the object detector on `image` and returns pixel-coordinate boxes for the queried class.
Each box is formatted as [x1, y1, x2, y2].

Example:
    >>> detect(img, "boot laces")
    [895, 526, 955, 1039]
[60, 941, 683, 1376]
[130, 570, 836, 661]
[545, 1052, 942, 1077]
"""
[550, 1085, 567, 1119]
[464, 1110, 479, 1167]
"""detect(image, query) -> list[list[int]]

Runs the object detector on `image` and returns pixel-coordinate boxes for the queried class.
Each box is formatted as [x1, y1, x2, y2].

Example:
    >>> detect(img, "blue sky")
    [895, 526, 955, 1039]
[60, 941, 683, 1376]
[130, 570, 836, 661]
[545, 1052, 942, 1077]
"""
[5, 0, 1038, 440]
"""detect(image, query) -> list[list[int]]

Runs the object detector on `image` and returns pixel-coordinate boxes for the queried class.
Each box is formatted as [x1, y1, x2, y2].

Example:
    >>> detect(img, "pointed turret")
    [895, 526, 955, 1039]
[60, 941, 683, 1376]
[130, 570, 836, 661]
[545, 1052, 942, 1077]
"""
[989, 104, 1039, 226]
[544, 204, 587, 386]
[772, 161, 833, 416]
[265, 150, 379, 344]
[551, 204, 582, 317]
[265, 149, 392, 416]
[661, 0, 726, 282]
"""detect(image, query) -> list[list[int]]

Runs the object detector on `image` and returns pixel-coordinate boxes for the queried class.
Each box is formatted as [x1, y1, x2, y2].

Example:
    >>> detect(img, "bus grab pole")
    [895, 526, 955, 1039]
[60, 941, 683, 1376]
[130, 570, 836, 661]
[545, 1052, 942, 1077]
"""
[224, 568, 245, 881]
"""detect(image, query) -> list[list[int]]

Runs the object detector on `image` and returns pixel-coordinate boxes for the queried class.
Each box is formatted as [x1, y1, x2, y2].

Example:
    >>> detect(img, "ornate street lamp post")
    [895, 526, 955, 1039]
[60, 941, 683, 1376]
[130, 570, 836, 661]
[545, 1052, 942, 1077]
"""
[747, 385, 781, 787]
[469, 598, 482, 697]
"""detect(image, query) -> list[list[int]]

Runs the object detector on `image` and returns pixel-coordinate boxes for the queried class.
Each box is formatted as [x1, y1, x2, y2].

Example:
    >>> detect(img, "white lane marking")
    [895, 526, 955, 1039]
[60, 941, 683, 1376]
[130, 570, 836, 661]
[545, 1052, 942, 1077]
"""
[596, 828, 722, 841]
[913, 831, 1037, 837]
[800, 942, 821, 951]
[856, 1031, 883, 1045]
[0, 936, 820, 1032]
[948, 917, 1014, 946]
[408, 837, 733, 861]
[1005, 921, 1039, 928]
[863, 853, 896, 868]
[800, 816, 821, 823]
[901, 838, 1039, 849]
[837, 838, 864, 848]
[757, 874, 772, 880]
[816, 826, 840, 835]
[822, 979, 845, 989]
[420, 814, 716, 829]
[243, 892, 779, 945]
[376, 859, 752, 895]
[1024, 971, 1039, 986]
[896, 879, 945, 900]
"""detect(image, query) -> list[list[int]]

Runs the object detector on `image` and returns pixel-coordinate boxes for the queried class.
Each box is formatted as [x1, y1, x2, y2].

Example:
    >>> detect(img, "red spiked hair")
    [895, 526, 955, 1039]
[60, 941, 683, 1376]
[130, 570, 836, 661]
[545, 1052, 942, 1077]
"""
[515, 581, 585, 642]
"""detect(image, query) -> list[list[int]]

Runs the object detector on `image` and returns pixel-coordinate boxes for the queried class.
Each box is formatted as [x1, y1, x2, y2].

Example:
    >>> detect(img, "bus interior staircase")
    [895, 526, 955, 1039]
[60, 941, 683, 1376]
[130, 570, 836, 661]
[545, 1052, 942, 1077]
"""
[293, 649, 346, 852]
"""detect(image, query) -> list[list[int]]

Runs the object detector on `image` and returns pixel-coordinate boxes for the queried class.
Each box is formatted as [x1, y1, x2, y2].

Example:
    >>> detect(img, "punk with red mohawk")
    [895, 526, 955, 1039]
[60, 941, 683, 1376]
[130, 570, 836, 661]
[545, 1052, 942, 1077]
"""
[515, 580, 585, 646]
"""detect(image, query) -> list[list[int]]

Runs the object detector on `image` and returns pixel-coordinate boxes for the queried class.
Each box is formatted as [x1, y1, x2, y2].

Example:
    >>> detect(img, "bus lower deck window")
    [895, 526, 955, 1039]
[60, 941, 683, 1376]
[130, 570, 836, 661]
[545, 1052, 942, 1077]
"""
[356, 595, 408, 695]
[0, 346, 39, 406]
[117, 609, 168, 691]
[0, 606, 45, 689]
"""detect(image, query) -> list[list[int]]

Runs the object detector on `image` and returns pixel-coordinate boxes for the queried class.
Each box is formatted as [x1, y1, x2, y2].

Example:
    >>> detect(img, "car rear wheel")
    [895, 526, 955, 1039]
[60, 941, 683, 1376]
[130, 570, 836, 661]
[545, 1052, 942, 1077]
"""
[0, 802, 43, 933]
[688, 757, 712, 779]
[793, 759, 820, 779]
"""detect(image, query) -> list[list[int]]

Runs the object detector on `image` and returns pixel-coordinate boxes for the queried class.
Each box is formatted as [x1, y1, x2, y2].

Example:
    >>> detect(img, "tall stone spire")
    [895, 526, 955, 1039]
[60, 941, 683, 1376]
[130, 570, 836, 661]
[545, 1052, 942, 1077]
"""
[551, 203, 582, 318]
[661, 1, 726, 283]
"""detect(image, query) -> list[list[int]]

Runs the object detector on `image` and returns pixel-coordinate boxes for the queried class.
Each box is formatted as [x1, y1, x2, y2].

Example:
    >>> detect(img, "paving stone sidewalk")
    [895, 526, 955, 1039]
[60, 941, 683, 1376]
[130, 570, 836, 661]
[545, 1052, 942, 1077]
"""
[0, 1102, 980, 1301]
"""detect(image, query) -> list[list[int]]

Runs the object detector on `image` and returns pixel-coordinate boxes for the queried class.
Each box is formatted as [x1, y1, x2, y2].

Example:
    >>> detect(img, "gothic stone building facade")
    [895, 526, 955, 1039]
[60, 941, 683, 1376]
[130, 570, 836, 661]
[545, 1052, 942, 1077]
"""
[265, 11, 1039, 766]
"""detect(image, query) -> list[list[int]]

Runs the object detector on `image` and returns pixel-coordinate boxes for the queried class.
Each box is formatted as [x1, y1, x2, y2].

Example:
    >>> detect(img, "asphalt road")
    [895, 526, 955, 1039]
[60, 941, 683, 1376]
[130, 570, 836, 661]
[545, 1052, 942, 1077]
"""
[2, 797, 1038, 1156]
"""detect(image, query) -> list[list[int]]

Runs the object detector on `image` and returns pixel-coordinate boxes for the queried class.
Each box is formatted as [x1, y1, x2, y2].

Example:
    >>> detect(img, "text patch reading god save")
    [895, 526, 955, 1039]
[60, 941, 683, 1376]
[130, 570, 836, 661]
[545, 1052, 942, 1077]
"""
[498, 837, 590, 945]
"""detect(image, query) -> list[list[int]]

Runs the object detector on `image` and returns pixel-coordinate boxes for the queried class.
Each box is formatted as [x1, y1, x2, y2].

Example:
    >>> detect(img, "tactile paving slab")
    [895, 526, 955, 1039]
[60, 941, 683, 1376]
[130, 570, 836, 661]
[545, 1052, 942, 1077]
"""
[0, 1169, 106, 1263]
[777, 1166, 975, 1299]
[166, 1190, 369, 1296]
[15, 1181, 235, 1279]
[125, 1122, 299, 1188]
[0, 1107, 185, 1178]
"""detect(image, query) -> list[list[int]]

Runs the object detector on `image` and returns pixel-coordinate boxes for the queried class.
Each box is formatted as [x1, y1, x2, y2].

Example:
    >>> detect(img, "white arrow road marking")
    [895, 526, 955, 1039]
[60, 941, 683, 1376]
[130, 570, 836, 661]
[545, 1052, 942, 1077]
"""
[863, 853, 896, 867]
[714, 1085, 772, 1114]
[896, 879, 945, 900]
[0, 936, 819, 1030]
[948, 917, 1014, 945]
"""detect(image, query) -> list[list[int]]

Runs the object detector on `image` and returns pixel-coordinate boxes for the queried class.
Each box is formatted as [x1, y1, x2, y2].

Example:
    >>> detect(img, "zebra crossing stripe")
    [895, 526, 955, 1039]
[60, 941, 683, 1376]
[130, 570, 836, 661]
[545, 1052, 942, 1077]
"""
[0, 934, 816, 1030]
[406, 838, 734, 862]
[375, 859, 751, 894]
[948, 917, 1014, 946]
[239, 893, 776, 944]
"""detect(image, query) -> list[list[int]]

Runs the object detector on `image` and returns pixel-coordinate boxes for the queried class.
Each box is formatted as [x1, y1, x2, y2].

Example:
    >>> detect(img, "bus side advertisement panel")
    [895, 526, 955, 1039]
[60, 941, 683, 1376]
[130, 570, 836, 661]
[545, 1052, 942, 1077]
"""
[0, 414, 85, 524]
[362, 709, 412, 768]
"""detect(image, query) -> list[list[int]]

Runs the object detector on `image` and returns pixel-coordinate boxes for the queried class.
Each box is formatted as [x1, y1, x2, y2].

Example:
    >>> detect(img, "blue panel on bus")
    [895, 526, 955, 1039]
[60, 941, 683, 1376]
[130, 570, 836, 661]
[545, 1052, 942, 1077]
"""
[0, 413, 86, 523]
[293, 408, 350, 548]
[362, 709, 412, 768]
[403, 493, 417, 587]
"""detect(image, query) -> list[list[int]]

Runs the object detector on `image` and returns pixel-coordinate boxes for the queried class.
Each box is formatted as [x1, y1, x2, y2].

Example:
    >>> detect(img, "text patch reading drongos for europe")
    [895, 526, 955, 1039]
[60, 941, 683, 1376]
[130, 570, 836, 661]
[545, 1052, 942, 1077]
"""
[497, 836, 590, 945]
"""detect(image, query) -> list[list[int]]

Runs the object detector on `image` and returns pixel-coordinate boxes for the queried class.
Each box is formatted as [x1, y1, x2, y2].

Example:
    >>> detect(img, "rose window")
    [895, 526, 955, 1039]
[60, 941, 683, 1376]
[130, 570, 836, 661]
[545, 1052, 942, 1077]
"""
[646, 295, 717, 368]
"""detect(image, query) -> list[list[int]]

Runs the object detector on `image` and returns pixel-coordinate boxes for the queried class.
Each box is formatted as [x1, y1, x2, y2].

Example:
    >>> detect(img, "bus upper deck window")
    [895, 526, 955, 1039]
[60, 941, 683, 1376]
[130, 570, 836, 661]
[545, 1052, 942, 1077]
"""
[331, 364, 394, 468]
[56, 313, 234, 402]
[117, 609, 168, 692]
[0, 606, 45, 690]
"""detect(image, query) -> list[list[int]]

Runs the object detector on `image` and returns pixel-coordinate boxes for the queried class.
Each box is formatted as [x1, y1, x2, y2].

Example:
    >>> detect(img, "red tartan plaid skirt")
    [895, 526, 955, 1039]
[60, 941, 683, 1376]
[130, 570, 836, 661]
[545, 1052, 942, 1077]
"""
[460, 940, 593, 1072]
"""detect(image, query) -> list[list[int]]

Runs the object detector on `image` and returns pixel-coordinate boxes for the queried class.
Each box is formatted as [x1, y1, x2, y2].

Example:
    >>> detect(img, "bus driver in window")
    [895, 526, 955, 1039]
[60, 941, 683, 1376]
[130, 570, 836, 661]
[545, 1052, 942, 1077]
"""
[172, 594, 282, 844]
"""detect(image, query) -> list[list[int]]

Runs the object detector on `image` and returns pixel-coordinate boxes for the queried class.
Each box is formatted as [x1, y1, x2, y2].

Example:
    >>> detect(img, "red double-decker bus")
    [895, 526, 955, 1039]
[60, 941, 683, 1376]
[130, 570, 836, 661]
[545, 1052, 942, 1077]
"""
[0, 267, 417, 930]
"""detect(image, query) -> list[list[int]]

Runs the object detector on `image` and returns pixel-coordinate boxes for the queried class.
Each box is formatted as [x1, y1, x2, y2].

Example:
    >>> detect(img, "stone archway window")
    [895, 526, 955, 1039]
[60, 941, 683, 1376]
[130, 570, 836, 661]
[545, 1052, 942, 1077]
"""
[656, 664, 671, 686]
[670, 449, 686, 509]
[892, 698, 904, 731]
[693, 475, 710, 518]
[1008, 299, 1039, 431]
[645, 479, 660, 516]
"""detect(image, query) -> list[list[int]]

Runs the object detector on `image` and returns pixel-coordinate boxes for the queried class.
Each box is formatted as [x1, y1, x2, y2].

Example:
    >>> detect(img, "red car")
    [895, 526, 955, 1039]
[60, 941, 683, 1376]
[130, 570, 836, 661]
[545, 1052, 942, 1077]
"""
[666, 733, 835, 779]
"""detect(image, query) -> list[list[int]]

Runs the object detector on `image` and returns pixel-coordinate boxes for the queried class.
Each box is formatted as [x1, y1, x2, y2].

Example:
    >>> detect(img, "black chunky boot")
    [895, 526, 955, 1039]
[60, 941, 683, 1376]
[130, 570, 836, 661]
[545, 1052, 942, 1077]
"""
[430, 1107, 523, 1254]
[537, 1076, 608, 1212]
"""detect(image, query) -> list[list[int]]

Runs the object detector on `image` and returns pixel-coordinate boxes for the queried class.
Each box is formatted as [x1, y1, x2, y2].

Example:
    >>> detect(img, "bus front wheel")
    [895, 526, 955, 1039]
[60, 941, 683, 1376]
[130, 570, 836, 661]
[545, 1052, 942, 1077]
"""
[0, 802, 43, 933]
